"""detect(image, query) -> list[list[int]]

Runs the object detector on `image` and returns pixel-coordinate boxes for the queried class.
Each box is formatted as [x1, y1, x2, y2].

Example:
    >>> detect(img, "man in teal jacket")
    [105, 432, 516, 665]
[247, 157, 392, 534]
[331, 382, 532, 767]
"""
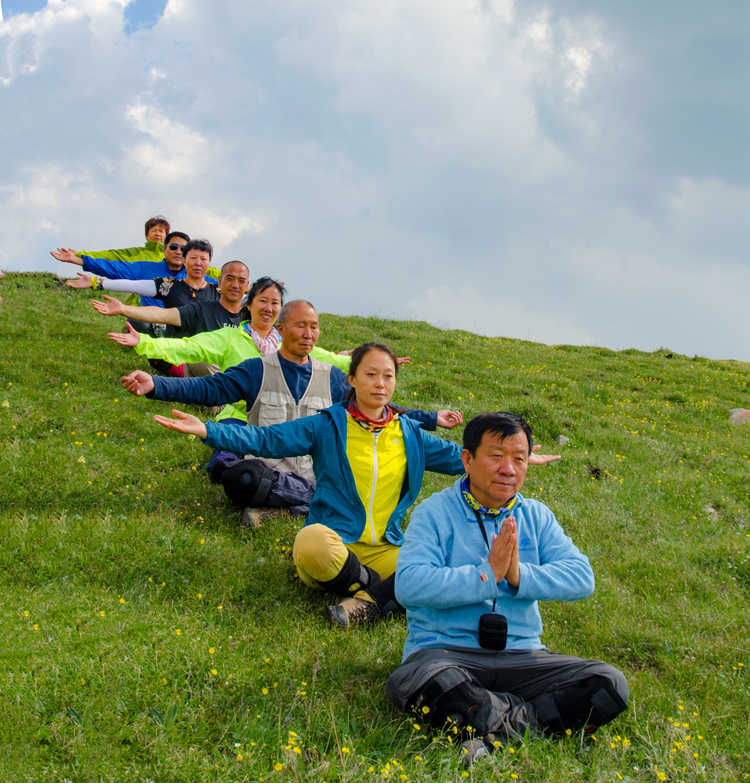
[387, 412, 628, 763]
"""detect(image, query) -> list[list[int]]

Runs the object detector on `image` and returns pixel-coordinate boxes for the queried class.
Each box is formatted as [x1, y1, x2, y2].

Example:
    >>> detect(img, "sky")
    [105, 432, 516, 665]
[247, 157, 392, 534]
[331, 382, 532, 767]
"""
[1, 0, 748, 360]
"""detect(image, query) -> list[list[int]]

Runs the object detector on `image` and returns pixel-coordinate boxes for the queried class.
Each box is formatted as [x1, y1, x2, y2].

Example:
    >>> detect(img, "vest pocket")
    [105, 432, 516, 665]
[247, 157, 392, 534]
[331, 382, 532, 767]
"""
[304, 395, 329, 412]
[258, 391, 287, 426]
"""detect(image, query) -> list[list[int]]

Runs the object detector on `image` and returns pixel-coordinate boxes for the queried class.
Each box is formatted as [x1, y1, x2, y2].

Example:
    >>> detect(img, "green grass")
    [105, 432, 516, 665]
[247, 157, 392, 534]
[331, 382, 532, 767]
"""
[1, 272, 749, 781]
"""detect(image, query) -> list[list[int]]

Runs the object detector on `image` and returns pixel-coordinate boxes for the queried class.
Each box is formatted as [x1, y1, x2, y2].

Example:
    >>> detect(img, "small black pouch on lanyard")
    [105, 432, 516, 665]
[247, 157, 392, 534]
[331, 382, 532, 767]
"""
[473, 508, 508, 651]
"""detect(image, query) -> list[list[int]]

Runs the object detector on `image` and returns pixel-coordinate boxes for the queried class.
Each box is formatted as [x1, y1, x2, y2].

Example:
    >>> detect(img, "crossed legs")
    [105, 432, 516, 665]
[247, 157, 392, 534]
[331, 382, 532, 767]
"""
[387, 646, 628, 742]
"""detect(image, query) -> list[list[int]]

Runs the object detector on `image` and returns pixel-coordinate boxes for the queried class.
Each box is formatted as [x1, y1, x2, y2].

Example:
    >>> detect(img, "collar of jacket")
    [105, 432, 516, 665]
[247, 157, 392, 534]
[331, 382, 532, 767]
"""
[322, 399, 423, 443]
[452, 477, 527, 522]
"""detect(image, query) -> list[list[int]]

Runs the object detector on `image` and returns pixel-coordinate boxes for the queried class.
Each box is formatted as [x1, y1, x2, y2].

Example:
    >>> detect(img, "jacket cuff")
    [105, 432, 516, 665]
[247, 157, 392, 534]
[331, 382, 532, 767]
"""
[147, 376, 164, 399]
[511, 562, 532, 599]
[134, 334, 152, 356]
[202, 420, 220, 447]
[477, 563, 500, 599]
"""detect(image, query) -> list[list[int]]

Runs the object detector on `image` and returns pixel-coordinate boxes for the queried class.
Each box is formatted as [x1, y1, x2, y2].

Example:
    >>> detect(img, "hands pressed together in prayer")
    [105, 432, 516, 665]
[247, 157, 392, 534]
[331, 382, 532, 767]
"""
[488, 516, 520, 587]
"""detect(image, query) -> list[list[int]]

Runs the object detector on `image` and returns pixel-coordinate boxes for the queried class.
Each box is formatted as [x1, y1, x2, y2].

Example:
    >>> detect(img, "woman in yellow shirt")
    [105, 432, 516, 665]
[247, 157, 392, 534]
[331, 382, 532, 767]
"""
[154, 341, 467, 628]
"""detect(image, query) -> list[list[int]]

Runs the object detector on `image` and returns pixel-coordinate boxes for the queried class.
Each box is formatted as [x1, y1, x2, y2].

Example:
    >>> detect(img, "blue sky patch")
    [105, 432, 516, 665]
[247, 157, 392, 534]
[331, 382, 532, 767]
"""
[124, 0, 168, 33]
[1, 0, 47, 17]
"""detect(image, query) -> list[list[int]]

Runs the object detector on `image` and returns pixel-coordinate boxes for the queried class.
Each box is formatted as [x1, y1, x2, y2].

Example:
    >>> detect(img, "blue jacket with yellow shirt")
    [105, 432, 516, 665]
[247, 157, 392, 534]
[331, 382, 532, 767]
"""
[202, 401, 465, 545]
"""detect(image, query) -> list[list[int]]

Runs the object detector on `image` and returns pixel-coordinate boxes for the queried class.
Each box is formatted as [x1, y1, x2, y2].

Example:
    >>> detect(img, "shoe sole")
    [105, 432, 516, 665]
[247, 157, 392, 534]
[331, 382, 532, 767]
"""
[327, 605, 350, 629]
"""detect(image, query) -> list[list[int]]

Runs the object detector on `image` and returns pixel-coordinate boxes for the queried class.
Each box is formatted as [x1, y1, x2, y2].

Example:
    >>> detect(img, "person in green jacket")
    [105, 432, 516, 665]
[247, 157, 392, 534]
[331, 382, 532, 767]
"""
[107, 277, 352, 424]
[74, 215, 170, 264]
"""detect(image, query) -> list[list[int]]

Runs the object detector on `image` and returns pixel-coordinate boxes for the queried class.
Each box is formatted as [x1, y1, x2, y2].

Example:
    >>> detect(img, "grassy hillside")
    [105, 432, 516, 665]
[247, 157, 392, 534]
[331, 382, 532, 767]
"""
[1, 272, 749, 782]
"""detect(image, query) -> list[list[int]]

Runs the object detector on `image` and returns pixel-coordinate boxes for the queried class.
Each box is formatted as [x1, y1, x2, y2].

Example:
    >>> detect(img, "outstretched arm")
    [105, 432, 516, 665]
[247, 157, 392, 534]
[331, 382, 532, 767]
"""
[51, 248, 83, 267]
[153, 409, 208, 439]
[202, 416, 319, 460]
[93, 295, 181, 326]
[132, 359, 263, 408]
[133, 328, 230, 366]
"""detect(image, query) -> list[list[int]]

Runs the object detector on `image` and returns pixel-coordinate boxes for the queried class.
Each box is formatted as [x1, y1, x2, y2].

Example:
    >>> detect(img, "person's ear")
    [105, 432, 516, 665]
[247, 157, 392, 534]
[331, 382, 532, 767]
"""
[461, 448, 472, 474]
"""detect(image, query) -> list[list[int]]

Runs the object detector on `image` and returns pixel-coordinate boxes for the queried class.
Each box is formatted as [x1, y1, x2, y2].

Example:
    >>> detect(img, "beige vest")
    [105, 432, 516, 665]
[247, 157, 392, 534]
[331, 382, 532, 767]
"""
[246, 352, 333, 479]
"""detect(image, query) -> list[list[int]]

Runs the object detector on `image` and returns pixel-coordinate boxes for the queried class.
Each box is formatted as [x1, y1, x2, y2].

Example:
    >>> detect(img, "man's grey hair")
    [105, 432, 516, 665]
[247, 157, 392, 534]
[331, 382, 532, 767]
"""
[278, 299, 317, 325]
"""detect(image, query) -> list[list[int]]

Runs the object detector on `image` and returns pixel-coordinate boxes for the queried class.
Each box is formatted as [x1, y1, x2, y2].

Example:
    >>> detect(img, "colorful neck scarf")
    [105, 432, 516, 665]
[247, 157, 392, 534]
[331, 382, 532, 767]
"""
[244, 322, 280, 356]
[347, 398, 395, 433]
[460, 474, 516, 519]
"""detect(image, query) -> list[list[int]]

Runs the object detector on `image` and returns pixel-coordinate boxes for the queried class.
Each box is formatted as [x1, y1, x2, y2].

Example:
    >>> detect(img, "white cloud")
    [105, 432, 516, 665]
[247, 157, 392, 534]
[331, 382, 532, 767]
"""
[172, 204, 265, 256]
[124, 100, 209, 182]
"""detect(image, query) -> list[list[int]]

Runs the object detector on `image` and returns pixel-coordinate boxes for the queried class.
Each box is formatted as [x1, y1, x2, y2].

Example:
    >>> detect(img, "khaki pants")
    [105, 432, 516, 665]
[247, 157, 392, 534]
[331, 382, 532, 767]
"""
[183, 362, 221, 377]
[293, 523, 400, 601]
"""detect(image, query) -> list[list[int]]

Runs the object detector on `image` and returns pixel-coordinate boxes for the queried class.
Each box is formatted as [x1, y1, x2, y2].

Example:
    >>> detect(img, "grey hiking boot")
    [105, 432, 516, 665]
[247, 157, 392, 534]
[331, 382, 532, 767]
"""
[240, 507, 281, 530]
[460, 733, 503, 766]
[327, 596, 382, 629]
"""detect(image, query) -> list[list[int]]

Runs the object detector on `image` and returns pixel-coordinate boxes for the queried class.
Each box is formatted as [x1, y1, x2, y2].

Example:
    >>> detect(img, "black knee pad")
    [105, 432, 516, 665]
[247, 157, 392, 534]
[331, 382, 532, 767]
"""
[220, 458, 275, 507]
[412, 669, 493, 733]
[533, 675, 627, 735]
[363, 574, 404, 616]
[315, 549, 380, 595]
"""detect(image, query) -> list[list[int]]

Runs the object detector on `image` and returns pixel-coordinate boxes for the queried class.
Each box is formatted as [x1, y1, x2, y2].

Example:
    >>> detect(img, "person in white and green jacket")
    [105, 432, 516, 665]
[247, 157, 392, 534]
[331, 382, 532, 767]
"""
[74, 215, 170, 264]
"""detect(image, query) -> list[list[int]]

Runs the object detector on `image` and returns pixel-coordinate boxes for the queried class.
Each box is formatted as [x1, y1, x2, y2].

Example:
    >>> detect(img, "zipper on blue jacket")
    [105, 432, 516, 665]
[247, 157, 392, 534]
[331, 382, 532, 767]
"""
[368, 431, 380, 545]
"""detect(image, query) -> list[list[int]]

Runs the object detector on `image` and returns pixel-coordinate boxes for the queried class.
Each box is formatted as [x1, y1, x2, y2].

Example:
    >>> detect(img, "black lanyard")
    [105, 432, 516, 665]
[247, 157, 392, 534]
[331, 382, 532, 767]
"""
[472, 508, 498, 612]
[472, 508, 492, 550]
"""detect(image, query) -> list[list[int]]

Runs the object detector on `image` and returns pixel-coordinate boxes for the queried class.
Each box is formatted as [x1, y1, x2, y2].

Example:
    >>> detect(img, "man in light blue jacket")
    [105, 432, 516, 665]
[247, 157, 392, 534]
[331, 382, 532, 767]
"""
[388, 412, 628, 763]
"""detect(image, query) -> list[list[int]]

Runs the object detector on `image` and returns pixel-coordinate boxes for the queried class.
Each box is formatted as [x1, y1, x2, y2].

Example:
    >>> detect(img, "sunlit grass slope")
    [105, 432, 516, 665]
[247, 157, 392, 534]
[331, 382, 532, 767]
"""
[1, 272, 749, 782]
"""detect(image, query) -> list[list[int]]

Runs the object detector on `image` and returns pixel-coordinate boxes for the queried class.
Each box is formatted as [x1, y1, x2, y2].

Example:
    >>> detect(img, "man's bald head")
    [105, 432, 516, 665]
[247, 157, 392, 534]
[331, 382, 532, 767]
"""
[277, 300, 320, 364]
[278, 299, 317, 326]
